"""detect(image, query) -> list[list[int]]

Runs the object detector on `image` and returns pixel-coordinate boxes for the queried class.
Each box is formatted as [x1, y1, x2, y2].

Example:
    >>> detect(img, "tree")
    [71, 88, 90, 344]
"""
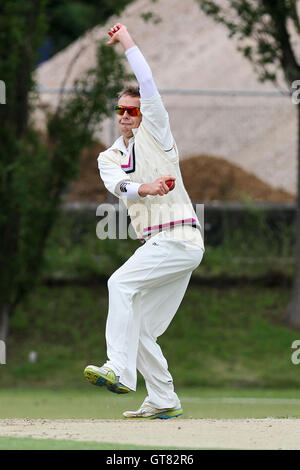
[196, 0, 300, 327]
[0, 1, 131, 342]
[42, 0, 135, 61]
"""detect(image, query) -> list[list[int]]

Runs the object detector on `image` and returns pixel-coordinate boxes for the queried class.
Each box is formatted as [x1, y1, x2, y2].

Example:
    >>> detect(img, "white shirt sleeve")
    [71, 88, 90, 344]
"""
[116, 181, 144, 201]
[125, 46, 176, 155]
[98, 156, 143, 201]
[125, 45, 157, 99]
[140, 94, 176, 153]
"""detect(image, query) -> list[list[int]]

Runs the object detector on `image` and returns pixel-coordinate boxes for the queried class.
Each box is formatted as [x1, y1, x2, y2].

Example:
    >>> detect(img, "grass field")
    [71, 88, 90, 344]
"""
[0, 387, 300, 450]
[1, 387, 300, 419]
[0, 436, 180, 450]
[2, 283, 300, 389]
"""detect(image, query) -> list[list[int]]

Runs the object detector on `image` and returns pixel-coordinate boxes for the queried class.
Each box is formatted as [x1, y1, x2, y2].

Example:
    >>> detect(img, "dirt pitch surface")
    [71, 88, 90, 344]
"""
[0, 418, 300, 449]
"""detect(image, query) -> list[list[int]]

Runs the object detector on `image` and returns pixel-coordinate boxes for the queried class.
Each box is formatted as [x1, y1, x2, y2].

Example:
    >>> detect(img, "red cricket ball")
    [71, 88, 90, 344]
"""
[165, 179, 175, 191]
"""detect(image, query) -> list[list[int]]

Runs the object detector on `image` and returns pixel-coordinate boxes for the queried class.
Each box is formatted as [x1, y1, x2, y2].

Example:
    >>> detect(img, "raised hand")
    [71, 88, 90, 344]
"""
[106, 23, 135, 50]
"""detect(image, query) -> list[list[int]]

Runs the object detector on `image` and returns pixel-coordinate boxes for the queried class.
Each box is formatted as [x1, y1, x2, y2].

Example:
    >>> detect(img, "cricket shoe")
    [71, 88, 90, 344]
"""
[83, 365, 131, 394]
[123, 404, 183, 419]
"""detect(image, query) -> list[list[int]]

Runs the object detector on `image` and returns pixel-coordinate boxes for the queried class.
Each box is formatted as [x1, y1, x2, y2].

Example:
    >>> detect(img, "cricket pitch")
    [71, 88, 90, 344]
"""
[0, 418, 299, 449]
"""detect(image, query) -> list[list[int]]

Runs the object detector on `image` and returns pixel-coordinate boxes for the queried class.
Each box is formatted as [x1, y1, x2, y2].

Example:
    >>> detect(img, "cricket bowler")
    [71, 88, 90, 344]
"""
[84, 23, 205, 419]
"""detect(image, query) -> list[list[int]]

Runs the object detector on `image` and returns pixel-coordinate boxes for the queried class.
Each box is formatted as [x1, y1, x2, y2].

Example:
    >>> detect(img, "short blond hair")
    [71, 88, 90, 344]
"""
[118, 85, 140, 99]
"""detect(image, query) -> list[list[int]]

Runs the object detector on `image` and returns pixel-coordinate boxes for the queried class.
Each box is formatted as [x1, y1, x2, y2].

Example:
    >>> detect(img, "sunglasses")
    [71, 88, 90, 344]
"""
[115, 105, 141, 117]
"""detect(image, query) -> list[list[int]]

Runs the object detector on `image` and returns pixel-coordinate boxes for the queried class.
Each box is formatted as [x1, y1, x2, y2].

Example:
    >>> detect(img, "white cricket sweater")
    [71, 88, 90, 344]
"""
[99, 113, 204, 249]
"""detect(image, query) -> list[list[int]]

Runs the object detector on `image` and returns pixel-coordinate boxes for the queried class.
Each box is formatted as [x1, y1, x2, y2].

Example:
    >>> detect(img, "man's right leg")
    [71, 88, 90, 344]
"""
[84, 232, 175, 392]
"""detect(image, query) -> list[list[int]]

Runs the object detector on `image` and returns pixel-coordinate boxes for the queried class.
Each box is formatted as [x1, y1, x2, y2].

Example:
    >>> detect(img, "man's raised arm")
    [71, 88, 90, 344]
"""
[107, 23, 175, 153]
[107, 23, 157, 99]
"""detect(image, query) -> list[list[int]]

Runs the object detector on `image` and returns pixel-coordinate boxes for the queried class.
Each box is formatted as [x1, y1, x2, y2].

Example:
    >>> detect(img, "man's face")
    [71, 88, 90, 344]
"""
[117, 95, 142, 143]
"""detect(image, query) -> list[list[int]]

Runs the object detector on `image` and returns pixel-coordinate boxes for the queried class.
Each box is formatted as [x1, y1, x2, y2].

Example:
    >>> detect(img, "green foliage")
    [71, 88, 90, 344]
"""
[1, 132, 54, 301]
[197, 0, 300, 84]
[0, 1, 47, 135]
[0, 1, 49, 314]
[197, 0, 300, 327]
[46, 41, 133, 194]
[45, 0, 135, 57]
[41, 206, 295, 284]
[0, 41, 131, 308]
[140, 11, 162, 24]
[0, 1, 133, 337]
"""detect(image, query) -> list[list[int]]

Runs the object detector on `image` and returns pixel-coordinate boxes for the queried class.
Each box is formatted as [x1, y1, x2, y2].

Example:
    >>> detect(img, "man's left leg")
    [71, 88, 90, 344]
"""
[123, 266, 197, 419]
[136, 272, 193, 406]
[84, 232, 176, 393]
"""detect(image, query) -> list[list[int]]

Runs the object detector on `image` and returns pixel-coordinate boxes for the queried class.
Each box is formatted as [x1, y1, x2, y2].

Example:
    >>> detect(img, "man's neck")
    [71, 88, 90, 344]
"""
[123, 136, 129, 148]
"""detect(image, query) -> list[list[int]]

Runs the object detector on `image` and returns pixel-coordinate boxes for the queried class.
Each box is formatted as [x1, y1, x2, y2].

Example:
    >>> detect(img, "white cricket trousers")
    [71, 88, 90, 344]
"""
[103, 230, 204, 409]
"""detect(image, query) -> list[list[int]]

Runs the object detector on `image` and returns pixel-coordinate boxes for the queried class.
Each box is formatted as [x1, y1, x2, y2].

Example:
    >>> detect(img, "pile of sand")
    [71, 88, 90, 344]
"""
[35, 0, 298, 198]
[66, 142, 295, 203]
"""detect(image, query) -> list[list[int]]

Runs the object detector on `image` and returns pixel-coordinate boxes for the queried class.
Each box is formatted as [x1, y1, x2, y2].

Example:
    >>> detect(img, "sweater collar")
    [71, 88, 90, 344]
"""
[110, 130, 138, 155]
